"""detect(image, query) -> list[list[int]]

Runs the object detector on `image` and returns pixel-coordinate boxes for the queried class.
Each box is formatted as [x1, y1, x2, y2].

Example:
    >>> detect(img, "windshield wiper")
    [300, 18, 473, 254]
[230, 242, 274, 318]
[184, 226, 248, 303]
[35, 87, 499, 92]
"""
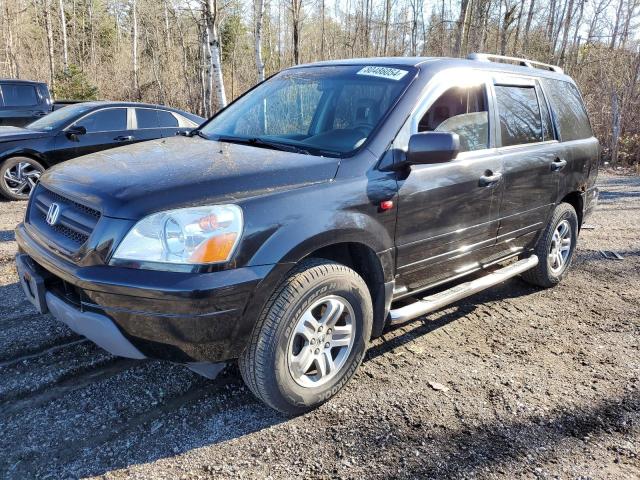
[189, 129, 209, 140]
[216, 136, 311, 155]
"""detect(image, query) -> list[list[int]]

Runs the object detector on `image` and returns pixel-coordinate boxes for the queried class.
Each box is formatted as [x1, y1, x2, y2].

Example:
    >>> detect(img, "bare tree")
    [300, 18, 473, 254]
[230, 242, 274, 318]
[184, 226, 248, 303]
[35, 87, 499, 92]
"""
[290, 0, 302, 64]
[58, 0, 68, 72]
[255, 0, 265, 81]
[131, 0, 139, 99]
[203, 0, 227, 110]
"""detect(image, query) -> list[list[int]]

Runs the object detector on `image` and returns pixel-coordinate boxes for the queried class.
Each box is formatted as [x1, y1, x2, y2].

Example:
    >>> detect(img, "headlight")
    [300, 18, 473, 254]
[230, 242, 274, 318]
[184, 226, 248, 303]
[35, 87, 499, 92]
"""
[111, 205, 243, 265]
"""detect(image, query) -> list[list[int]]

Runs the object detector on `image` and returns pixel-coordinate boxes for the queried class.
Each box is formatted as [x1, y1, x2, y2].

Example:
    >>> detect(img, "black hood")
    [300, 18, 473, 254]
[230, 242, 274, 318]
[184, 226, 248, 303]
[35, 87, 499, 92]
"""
[40, 136, 340, 219]
[0, 126, 51, 143]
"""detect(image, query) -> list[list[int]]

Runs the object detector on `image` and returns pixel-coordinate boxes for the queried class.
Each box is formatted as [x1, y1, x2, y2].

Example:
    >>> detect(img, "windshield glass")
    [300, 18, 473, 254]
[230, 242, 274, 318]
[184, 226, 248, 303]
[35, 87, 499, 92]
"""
[200, 65, 416, 156]
[27, 103, 95, 131]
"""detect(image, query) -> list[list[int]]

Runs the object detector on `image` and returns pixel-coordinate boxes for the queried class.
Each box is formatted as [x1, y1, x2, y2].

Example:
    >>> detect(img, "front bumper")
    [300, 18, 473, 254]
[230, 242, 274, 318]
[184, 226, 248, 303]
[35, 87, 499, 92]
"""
[15, 222, 278, 363]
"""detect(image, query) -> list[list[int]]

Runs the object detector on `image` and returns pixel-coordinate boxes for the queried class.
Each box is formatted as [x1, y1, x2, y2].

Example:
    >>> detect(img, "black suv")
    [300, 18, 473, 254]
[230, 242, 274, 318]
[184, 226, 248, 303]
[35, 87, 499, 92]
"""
[15, 55, 599, 415]
[0, 79, 52, 127]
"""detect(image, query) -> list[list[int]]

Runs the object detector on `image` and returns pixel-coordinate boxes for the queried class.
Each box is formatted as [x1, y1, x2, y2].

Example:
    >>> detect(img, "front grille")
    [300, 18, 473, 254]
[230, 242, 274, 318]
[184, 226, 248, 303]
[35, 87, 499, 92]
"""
[28, 185, 101, 253]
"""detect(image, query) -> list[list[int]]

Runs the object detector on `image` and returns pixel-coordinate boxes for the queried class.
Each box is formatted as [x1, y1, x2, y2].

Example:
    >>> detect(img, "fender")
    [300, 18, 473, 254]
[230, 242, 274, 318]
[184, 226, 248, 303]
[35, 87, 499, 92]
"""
[0, 146, 50, 168]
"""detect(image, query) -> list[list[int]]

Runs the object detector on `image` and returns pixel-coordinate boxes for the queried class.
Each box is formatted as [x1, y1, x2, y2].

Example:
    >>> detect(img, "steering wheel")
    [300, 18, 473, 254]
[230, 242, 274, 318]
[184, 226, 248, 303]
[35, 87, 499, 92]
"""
[353, 122, 375, 136]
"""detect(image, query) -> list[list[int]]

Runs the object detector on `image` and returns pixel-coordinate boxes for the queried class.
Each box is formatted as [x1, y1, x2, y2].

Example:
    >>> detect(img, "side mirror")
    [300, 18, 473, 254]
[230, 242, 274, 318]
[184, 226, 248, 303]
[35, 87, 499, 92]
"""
[66, 125, 87, 138]
[404, 131, 460, 167]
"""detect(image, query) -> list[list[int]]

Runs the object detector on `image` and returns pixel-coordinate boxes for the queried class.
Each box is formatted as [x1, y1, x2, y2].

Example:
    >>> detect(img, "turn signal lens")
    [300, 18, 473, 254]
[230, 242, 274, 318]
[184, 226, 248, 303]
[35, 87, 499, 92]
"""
[190, 233, 238, 263]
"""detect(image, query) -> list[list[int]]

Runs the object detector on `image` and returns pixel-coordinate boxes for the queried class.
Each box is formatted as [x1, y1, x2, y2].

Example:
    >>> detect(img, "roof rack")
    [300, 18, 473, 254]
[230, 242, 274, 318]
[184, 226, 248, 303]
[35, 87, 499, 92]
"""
[467, 53, 564, 74]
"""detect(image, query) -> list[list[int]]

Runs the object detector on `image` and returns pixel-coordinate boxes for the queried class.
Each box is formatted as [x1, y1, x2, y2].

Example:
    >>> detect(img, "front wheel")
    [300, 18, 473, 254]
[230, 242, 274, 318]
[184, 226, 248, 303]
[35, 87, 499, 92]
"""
[239, 259, 372, 415]
[521, 202, 579, 288]
[0, 157, 44, 200]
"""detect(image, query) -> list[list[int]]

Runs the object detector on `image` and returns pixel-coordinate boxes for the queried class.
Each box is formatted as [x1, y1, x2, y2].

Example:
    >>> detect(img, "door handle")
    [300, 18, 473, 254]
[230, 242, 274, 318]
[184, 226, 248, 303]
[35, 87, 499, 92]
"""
[551, 158, 567, 171]
[114, 135, 134, 142]
[479, 171, 503, 187]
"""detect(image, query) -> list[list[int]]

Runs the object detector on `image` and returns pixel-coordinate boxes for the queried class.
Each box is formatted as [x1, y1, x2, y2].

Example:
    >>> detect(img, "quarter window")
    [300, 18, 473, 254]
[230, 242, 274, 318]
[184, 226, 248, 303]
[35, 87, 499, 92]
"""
[540, 79, 592, 141]
[537, 84, 555, 141]
[157, 110, 179, 128]
[418, 85, 489, 152]
[2, 84, 38, 107]
[495, 85, 543, 146]
[76, 108, 127, 133]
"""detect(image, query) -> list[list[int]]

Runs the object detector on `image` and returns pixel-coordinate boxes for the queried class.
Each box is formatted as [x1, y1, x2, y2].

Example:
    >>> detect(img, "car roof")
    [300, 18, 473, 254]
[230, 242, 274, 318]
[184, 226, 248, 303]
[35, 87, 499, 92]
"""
[290, 56, 573, 82]
[0, 78, 47, 86]
[77, 101, 204, 122]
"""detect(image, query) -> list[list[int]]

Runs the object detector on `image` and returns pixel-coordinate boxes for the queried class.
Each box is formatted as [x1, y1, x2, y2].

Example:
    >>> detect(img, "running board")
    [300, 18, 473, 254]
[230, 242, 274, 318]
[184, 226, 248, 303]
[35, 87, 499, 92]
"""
[389, 255, 539, 325]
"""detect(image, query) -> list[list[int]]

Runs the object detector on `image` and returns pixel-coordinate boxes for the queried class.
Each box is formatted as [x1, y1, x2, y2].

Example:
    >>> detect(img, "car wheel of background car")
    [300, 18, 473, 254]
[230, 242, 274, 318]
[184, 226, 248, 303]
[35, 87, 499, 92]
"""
[521, 202, 579, 288]
[239, 258, 373, 415]
[0, 157, 44, 201]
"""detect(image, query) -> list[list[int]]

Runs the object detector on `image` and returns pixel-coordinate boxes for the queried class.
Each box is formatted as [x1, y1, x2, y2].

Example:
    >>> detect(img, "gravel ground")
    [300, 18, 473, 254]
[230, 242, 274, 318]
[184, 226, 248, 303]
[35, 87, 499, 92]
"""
[0, 173, 638, 479]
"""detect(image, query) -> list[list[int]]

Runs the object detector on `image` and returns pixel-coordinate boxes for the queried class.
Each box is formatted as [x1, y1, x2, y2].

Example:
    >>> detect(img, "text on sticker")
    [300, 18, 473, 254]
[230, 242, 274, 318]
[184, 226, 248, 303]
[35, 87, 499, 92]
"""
[357, 66, 409, 81]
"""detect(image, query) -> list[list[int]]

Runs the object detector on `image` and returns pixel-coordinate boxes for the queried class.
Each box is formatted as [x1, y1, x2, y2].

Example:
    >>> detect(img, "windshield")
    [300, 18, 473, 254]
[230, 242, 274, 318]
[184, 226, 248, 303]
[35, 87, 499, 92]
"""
[27, 103, 95, 131]
[200, 65, 416, 156]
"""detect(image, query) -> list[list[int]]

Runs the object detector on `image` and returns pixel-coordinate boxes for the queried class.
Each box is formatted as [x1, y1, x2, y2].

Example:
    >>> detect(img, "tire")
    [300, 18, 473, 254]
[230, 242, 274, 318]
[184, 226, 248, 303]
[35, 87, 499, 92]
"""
[0, 157, 44, 201]
[521, 202, 579, 288]
[239, 258, 373, 415]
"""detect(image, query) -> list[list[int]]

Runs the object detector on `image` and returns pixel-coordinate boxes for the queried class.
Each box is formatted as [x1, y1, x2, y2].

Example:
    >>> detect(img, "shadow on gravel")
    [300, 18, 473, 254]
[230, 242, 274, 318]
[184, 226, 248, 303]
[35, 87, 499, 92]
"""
[367, 277, 538, 362]
[379, 390, 639, 478]
[0, 230, 15, 242]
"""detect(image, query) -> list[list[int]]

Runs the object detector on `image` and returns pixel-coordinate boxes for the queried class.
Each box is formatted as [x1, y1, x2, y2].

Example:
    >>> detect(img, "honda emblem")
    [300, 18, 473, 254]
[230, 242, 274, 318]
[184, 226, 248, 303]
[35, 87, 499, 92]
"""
[46, 203, 61, 226]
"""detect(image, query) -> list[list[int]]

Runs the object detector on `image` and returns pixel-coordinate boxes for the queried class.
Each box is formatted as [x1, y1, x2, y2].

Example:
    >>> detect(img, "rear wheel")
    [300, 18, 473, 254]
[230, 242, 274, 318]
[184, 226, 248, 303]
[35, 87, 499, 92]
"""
[521, 202, 579, 288]
[239, 258, 372, 415]
[0, 157, 44, 200]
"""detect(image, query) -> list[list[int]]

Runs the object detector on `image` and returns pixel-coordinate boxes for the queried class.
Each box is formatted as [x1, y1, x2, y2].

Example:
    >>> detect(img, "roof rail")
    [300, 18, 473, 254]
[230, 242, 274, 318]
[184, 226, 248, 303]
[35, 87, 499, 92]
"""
[467, 53, 564, 74]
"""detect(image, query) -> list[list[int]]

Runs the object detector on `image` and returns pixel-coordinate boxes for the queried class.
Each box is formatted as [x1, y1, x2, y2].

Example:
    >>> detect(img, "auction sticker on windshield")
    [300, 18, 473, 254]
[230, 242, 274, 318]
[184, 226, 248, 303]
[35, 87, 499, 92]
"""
[356, 66, 408, 81]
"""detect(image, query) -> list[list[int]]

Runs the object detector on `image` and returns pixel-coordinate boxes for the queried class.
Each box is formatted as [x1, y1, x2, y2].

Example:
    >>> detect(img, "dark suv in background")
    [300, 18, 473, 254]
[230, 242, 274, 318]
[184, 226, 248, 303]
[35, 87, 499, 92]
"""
[15, 54, 599, 415]
[0, 79, 52, 127]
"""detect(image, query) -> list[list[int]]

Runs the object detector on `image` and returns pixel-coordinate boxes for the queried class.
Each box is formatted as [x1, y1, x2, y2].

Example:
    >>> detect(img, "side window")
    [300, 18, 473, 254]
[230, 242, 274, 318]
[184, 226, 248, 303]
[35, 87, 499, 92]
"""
[536, 84, 555, 141]
[541, 79, 592, 141]
[2, 84, 39, 107]
[417, 85, 489, 152]
[76, 108, 127, 133]
[495, 85, 542, 146]
[157, 110, 179, 128]
[135, 108, 158, 129]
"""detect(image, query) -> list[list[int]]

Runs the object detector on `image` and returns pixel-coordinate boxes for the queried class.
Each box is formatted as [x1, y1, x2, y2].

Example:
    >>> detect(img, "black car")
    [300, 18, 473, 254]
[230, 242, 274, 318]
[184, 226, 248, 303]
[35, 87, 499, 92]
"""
[0, 101, 204, 200]
[15, 54, 599, 414]
[0, 79, 52, 128]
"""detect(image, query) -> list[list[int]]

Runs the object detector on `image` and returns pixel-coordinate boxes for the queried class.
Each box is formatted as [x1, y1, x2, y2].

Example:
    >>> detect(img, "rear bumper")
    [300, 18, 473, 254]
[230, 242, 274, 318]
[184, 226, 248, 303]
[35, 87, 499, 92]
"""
[15, 222, 281, 363]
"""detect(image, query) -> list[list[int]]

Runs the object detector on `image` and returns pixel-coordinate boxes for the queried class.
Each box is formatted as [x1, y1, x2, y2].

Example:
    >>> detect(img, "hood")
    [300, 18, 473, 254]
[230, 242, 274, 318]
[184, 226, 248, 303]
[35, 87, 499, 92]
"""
[0, 126, 51, 143]
[40, 135, 340, 219]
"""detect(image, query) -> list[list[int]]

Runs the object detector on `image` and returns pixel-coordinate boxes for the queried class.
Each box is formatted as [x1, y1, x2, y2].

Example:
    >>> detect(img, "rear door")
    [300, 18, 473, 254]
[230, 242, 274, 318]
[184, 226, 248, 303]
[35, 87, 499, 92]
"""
[133, 107, 164, 143]
[493, 75, 564, 250]
[394, 71, 504, 293]
[157, 109, 195, 137]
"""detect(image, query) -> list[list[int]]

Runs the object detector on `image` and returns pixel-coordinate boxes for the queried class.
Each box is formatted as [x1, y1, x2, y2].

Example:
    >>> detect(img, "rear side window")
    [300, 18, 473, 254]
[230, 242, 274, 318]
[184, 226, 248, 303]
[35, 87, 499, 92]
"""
[541, 79, 592, 141]
[495, 85, 542, 146]
[1, 84, 39, 107]
[76, 108, 127, 133]
[157, 110, 179, 127]
[418, 85, 489, 152]
[135, 108, 158, 129]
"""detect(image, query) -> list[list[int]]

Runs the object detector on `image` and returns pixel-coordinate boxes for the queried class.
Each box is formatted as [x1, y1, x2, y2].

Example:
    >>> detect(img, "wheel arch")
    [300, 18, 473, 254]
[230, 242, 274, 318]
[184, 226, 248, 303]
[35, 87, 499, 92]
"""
[0, 149, 50, 168]
[560, 191, 584, 229]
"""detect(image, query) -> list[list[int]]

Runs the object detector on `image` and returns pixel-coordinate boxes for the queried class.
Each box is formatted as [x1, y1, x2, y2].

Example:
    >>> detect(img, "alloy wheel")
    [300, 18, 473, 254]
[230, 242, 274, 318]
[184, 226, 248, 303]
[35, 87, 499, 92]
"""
[3, 161, 42, 197]
[287, 295, 355, 388]
[548, 219, 572, 274]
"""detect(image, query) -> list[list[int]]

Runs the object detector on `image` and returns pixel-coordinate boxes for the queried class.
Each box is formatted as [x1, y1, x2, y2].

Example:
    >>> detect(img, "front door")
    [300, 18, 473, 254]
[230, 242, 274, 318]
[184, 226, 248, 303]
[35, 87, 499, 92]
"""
[54, 107, 133, 161]
[394, 75, 503, 293]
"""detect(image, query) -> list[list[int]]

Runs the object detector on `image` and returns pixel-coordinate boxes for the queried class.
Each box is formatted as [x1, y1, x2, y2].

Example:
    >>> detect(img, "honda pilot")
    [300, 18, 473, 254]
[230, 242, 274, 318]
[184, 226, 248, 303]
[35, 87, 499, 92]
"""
[15, 54, 599, 415]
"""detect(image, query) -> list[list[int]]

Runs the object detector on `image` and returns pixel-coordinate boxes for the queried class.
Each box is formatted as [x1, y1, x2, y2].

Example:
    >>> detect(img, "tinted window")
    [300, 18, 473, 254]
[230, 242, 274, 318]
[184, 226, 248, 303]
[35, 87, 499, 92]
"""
[537, 84, 554, 141]
[2, 84, 39, 107]
[541, 79, 592, 141]
[157, 110, 179, 128]
[495, 85, 542, 146]
[136, 108, 158, 128]
[76, 108, 127, 133]
[418, 85, 489, 152]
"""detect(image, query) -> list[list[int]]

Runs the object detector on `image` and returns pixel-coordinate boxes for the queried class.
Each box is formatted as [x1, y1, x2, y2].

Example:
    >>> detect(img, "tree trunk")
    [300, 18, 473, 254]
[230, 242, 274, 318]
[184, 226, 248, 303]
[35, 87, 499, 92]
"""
[383, 0, 391, 55]
[255, 0, 265, 82]
[523, 0, 535, 54]
[610, 0, 624, 49]
[558, 0, 575, 65]
[453, 0, 470, 57]
[59, 0, 68, 72]
[131, 0, 139, 99]
[204, 0, 227, 111]
[291, 0, 302, 64]
[43, 0, 56, 95]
